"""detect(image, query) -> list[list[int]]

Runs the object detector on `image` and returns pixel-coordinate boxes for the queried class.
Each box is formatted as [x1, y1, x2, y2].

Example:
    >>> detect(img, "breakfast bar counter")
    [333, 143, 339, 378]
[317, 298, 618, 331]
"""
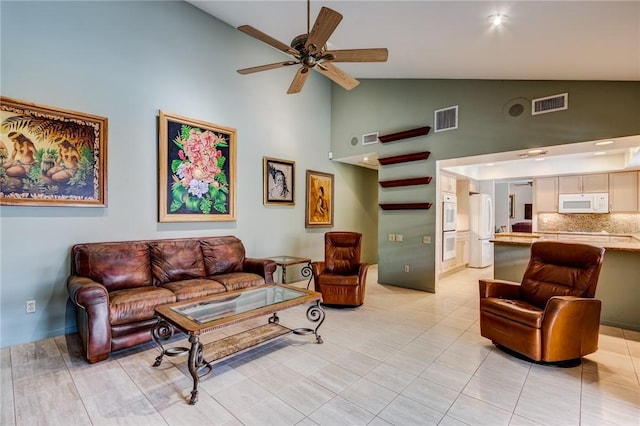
[491, 233, 640, 331]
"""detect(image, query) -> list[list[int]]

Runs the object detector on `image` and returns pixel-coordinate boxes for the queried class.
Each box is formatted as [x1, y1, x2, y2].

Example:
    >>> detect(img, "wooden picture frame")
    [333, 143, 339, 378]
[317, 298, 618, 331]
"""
[263, 156, 294, 205]
[305, 169, 334, 228]
[158, 111, 236, 222]
[0, 96, 108, 207]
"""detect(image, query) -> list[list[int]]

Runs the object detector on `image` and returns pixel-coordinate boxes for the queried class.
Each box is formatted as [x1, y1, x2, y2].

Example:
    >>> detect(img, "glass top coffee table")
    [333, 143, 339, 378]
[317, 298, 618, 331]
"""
[152, 284, 324, 405]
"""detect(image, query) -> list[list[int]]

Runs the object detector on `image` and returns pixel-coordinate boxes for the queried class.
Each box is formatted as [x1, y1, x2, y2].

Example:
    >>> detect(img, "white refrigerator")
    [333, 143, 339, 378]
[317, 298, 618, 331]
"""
[469, 193, 494, 268]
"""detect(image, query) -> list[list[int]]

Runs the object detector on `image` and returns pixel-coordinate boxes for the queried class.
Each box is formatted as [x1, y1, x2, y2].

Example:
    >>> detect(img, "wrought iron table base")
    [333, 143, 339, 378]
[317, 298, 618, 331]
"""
[151, 301, 325, 405]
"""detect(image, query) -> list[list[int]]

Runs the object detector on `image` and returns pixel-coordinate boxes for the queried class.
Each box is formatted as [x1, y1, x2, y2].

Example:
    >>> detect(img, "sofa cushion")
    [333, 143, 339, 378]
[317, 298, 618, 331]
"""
[201, 236, 245, 275]
[163, 278, 227, 302]
[109, 286, 176, 326]
[73, 243, 152, 291]
[150, 240, 206, 285]
[212, 272, 265, 291]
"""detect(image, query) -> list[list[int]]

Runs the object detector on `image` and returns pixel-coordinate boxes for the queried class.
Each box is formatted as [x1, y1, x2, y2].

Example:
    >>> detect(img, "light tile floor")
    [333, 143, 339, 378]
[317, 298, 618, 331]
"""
[2, 265, 639, 425]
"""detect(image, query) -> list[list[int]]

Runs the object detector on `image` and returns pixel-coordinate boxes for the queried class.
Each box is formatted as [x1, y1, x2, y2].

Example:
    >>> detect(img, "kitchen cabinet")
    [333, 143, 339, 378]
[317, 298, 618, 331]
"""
[469, 179, 480, 193]
[441, 172, 457, 194]
[609, 171, 638, 212]
[534, 177, 558, 212]
[456, 231, 470, 266]
[558, 173, 608, 194]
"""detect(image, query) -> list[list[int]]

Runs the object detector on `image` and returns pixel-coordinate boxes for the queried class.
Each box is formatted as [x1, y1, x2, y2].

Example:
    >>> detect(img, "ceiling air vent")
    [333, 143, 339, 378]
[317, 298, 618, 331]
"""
[362, 132, 379, 145]
[434, 105, 458, 132]
[532, 93, 568, 115]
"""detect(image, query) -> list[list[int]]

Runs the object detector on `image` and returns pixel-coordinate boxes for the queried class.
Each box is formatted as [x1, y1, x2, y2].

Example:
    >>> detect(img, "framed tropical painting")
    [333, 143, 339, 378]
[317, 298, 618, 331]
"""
[158, 111, 236, 222]
[0, 96, 108, 207]
[305, 169, 334, 228]
[263, 156, 294, 206]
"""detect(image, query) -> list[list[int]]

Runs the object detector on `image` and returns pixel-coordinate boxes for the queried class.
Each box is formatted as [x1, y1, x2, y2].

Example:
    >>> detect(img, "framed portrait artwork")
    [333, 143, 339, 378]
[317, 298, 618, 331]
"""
[263, 156, 294, 205]
[305, 169, 334, 228]
[0, 96, 108, 207]
[158, 110, 236, 222]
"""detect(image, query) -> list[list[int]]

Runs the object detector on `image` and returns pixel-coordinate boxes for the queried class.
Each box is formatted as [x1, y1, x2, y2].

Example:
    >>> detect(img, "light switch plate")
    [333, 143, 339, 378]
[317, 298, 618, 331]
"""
[422, 236, 431, 244]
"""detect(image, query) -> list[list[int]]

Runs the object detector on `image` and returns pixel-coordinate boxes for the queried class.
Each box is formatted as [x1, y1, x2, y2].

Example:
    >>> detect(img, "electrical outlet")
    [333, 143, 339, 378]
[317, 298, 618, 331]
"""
[395, 234, 403, 242]
[25, 300, 36, 314]
[422, 236, 431, 244]
[388, 233, 395, 242]
[404, 264, 410, 272]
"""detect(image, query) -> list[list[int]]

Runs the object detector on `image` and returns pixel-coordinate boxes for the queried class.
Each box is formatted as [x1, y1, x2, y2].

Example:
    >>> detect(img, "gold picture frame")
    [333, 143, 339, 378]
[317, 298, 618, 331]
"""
[0, 96, 108, 207]
[305, 169, 334, 228]
[263, 156, 295, 206]
[158, 111, 236, 222]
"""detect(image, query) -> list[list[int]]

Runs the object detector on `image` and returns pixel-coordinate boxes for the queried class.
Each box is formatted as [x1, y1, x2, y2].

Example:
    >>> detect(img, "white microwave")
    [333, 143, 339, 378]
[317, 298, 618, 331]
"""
[558, 193, 609, 213]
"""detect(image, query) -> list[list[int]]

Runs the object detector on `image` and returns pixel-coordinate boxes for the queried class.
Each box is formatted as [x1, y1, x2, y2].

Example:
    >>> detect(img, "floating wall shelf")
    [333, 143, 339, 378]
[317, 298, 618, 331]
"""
[378, 151, 431, 166]
[379, 203, 433, 211]
[378, 126, 431, 143]
[379, 177, 432, 188]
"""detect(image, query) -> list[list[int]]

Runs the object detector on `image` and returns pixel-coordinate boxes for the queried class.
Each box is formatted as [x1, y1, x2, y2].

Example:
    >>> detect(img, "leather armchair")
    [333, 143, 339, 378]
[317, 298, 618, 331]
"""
[311, 232, 369, 307]
[479, 241, 605, 363]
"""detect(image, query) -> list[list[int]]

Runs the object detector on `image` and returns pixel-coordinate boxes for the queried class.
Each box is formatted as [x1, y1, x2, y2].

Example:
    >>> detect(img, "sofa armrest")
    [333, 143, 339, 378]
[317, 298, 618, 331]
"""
[541, 296, 602, 361]
[479, 279, 521, 299]
[243, 258, 277, 284]
[67, 276, 111, 363]
[310, 261, 326, 277]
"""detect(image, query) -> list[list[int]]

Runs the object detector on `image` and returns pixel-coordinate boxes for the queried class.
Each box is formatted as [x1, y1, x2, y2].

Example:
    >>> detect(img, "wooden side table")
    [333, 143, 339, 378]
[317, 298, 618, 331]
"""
[266, 256, 313, 288]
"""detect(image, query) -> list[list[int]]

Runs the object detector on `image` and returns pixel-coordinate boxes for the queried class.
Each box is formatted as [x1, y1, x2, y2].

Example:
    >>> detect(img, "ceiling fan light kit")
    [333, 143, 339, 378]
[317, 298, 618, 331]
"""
[236, 0, 388, 94]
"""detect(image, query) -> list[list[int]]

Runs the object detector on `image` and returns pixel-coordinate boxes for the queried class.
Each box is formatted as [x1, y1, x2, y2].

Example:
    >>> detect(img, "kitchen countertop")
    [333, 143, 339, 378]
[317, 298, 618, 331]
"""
[492, 232, 640, 252]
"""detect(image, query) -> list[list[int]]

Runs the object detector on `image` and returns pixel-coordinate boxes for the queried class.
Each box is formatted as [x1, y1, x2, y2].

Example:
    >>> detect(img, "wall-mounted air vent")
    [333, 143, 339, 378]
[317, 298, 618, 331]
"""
[434, 106, 458, 132]
[532, 93, 568, 115]
[362, 132, 379, 145]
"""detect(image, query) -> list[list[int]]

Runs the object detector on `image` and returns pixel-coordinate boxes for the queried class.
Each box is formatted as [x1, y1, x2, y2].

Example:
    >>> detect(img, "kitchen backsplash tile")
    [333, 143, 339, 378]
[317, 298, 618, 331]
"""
[537, 213, 640, 234]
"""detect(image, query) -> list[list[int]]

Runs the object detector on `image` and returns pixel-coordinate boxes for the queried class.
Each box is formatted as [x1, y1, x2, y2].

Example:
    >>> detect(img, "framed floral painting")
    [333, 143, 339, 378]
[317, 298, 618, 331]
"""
[263, 156, 294, 206]
[305, 169, 334, 228]
[0, 96, 108, 207]
[158, 111, 236, 222]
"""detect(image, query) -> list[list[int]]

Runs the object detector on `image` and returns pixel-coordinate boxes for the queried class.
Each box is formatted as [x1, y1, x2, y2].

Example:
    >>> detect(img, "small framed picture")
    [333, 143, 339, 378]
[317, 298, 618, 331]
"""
[263, 157, 294, 205]
[305, 169, 334, 228]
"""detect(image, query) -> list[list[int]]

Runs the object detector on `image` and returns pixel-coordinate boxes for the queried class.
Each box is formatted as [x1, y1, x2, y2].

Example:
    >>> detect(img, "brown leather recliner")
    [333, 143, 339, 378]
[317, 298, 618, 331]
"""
[311, 232, 369, 307]
[479, 241, 605, 363]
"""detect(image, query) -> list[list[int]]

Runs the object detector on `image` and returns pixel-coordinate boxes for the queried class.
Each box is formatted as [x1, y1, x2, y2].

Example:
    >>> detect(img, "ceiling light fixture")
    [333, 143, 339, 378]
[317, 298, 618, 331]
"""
[593, 151, 606, 156]
[489, 14, 506, 26]
[486, 163, 495, 166]
[595, 140, 614, 146]
[534, 158, 545, 162]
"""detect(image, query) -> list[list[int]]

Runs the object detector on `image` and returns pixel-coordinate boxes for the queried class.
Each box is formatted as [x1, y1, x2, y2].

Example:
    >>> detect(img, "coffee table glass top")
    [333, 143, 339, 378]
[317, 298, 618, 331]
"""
[172, 286, 309, 325]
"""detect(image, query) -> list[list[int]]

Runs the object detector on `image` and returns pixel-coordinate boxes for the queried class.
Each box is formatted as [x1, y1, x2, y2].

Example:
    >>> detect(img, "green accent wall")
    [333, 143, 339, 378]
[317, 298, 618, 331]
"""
[331, 79, 640, 291]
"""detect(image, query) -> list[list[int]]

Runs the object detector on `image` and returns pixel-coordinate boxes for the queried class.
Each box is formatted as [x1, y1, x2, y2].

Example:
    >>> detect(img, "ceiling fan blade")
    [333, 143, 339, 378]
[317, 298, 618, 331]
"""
[237, 25, 296, 55]
[287, 68, 311, 94]
[315, 62, 359, 91]
[325, 48, 389, 63]
[237, 61, 298, 75]
[305, 7, 343, 53]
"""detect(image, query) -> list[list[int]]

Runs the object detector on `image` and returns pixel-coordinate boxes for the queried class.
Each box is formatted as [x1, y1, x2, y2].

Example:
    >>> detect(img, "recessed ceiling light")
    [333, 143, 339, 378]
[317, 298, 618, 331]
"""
[527, 149, 545, 154]
[593, 151, 606, 156]
[595, 140, 614, 146]
[489, 14, 506, 26]
[534, 158, 545, 162]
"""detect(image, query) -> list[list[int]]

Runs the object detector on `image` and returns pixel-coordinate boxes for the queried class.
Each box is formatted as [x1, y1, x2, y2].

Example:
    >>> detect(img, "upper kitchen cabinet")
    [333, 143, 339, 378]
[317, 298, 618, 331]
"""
[609, 171, 639, 212]
[534, 177, 558, 212]
[441, 172, 457, 194]
[558, 173, 609, 194]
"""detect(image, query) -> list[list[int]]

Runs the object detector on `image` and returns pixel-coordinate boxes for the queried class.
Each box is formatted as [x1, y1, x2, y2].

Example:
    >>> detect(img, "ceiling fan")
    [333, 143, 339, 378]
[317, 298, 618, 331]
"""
[236, 0, 388, 94]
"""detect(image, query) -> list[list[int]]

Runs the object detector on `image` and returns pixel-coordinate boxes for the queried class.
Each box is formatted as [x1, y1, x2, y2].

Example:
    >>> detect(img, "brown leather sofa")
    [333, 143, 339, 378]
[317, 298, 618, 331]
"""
[67, 236, 276, 363]
[479, 241, 605, 363]
[311, 232, 369, 307]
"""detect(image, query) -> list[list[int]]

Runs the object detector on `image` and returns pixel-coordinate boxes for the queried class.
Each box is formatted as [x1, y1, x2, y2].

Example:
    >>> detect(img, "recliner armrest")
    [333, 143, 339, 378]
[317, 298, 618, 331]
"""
[479, 279, 521, 299]
[541, 296, 602, 361]
[242, 258, 277, 284]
